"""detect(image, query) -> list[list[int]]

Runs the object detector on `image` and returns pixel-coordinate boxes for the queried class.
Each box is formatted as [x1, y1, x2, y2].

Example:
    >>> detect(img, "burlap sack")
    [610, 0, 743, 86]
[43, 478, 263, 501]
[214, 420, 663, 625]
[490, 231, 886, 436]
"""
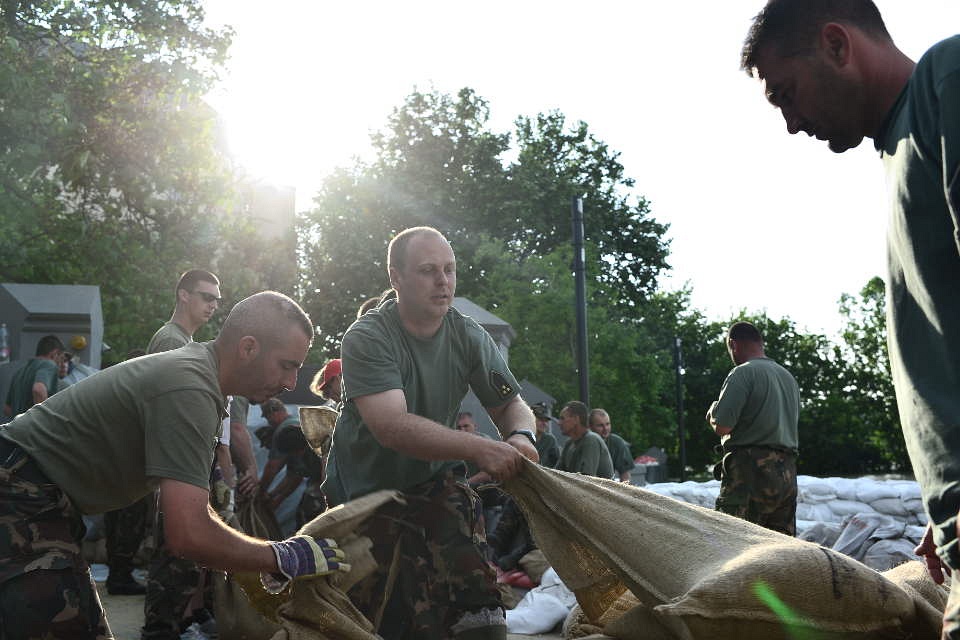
[519, 548, 551, 585]
[502, 461, 945, 640]
[232, 490, 405, 640]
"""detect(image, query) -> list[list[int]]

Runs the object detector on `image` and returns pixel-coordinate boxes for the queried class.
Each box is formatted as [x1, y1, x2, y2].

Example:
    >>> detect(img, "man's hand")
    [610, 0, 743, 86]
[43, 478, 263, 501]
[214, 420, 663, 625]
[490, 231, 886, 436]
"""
[236, 469, 259, 498]
[473, 438, 536, 482]
[262, 535, 350, 593]
[915, 523, 950, 584]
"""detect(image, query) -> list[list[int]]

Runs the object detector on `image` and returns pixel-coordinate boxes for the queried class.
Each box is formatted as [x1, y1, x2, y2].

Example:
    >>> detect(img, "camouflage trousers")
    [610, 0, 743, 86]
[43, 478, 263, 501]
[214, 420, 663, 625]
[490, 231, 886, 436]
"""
[104, 494, 149, 581]
[350, 467, 503, 640]
[715, 445, 797, 537]
[0, 437, 111, 639]
[142, 467, 233, 640]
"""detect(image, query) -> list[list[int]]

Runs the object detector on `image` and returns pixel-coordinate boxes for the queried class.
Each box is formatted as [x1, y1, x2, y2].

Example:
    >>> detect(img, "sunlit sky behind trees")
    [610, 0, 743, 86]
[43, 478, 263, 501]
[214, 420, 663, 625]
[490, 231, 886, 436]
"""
[202, 1, 960, 337]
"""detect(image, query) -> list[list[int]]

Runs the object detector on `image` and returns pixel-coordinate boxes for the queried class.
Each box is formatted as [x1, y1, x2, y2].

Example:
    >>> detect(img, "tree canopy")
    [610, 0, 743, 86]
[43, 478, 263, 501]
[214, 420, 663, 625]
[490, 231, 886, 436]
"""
[0, 0, 294, 357]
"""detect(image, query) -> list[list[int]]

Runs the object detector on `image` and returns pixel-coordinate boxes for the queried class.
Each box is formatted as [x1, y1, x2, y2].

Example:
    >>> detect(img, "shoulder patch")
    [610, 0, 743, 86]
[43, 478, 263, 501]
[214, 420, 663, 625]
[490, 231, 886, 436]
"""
[489, 370, 515, 400]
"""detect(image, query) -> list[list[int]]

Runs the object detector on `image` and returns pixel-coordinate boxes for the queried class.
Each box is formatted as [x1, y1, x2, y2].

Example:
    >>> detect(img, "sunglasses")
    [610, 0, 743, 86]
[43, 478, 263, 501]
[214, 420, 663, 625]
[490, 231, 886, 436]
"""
[191, 291, 221, 303]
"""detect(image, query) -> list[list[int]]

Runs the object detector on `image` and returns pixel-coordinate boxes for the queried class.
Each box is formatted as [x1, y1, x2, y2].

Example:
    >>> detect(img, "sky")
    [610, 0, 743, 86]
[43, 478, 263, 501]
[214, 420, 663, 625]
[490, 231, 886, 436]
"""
[201, 1, 960, 338]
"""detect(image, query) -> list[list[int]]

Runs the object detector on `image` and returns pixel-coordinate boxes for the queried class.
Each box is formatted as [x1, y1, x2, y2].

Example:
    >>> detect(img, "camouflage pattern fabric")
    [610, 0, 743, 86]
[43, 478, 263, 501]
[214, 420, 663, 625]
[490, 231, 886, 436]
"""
[349, 467, 502, 640]
[715, 445, 797, 537]
[141, 510, 203, 640]
[104, 494, 149, 582]
[0, 439, 111, 639]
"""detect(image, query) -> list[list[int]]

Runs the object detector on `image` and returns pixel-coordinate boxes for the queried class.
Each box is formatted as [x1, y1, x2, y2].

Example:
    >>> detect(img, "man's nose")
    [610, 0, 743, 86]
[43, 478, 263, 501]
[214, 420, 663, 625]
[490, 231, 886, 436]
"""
[783, 109, 802, 135]
[284, 370, 299, 392]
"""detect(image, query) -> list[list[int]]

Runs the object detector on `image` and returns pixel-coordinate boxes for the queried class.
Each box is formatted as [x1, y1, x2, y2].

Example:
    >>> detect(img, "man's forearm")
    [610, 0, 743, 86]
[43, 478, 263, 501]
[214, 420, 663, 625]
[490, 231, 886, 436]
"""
[230, 421, 258, 477]
[488, 396, 535, 439]
[168, 504, 278, 572]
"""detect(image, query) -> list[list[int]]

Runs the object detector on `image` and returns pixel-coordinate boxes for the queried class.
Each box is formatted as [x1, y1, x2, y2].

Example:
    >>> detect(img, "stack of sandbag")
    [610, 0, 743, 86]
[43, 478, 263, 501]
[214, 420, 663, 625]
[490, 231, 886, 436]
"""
[501, 461, 949, 640]
[645, 476, 928, 571]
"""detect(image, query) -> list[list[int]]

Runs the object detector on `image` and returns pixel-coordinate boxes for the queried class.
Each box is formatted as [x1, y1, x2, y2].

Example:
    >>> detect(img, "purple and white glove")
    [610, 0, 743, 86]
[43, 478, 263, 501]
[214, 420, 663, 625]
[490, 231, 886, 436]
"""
[261, 535, 349, 593]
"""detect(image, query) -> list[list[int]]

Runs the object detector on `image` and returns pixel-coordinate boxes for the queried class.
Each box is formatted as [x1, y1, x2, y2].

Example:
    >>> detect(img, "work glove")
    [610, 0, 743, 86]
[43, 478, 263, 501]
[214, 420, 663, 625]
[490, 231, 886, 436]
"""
[261, 535, 350, 593]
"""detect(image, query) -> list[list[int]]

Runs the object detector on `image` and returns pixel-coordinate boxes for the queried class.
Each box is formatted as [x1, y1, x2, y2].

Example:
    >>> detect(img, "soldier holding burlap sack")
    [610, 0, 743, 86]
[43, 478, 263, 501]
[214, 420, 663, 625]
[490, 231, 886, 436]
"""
[706, 321, 800, 536]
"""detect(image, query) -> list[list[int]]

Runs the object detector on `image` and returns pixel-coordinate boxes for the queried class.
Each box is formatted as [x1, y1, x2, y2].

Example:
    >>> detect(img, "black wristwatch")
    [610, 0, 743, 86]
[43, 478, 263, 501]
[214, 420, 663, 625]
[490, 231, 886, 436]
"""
[507, 429, 537, 447]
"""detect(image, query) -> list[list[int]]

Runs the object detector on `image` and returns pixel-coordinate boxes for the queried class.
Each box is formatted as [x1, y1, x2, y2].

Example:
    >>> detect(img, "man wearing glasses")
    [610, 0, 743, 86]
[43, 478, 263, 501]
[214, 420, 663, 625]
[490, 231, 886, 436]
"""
[146, 269, 222, 353]
[142, 269, 228, 639]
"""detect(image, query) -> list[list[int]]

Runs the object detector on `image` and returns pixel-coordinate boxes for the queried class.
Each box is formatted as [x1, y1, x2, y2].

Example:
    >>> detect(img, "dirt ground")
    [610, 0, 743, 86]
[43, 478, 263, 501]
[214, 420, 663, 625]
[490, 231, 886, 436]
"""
[98, 585, 564, 640]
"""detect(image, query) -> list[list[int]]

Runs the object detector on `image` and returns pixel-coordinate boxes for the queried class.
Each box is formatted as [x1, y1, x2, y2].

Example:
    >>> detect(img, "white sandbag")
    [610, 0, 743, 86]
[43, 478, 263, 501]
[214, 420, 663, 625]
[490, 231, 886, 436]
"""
[905, 525, 928, 544]
[796, 502, 837, 523]
[899, 483, 922, 501]
[506, 587, 572, 634]
[871, 497, 911, 518]
[539, 568, 578, 609]
[826, 499, 875, 518]
[857, 482, 901, 503]
[863, 539, 924, 572]
[797, 476, 837, 503]
[832, 513, 902, 562]
[829, 477, 861, 501]
[903, 498, 924, 515]
[797, 521, 844, 548]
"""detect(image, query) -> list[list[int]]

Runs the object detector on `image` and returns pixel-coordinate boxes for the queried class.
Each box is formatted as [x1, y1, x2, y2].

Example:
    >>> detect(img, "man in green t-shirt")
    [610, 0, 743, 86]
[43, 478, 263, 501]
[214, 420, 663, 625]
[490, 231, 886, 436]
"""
[589, 408, 635, 483]
[740, 3, 960, 633]
[557, 401, 614, 479]
[706, 322, 799, 536]
[322, 226, 538, 640]
[3, 335, 64, 419]
[0, 292, 347, 639]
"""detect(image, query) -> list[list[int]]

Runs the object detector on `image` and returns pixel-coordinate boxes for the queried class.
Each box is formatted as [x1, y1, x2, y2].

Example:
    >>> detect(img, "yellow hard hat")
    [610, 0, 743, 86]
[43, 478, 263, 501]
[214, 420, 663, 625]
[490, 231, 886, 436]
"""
[70, 335, 88, 351]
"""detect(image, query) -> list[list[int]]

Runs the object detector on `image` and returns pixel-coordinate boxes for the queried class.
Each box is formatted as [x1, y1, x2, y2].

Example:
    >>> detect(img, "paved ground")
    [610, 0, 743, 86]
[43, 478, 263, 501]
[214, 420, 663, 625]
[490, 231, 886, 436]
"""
[98, 585, 564, 640]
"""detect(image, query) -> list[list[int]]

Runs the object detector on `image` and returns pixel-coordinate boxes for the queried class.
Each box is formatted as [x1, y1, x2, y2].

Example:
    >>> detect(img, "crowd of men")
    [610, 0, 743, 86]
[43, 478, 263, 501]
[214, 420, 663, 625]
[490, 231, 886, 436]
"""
[2, 0, 960, 636]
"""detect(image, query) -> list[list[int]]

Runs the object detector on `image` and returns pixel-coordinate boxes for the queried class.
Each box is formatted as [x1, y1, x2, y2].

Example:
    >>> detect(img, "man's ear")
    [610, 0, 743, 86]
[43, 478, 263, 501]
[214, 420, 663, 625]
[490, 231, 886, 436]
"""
[821, 22, 852, 67]
[238, 336, 259, 363]
[176, 287, 190, 306]
[388, 266, 400, 289]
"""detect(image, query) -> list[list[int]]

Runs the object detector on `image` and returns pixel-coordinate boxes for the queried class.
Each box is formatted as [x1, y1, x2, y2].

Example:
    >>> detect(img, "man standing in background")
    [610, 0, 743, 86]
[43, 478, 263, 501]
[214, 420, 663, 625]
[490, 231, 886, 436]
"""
[706, 321, 799, 536]
[556, 401, 614, 479]
[3, 335, 64, 418]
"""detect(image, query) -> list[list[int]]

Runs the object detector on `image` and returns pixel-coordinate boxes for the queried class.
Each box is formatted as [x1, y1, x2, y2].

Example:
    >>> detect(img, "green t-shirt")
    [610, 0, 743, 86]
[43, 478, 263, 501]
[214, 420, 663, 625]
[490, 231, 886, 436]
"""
[874, 35, 960, 568]
[5, 358, 58, 417]
[147, 321, 192, 354]
[711, 357, 799, 452]
[558, 430, 614, 479]
[229, 396, 249, 426]
[1, 342, 225, 514]
[323, 300, 520, 499]
[535, 431, 560, 469]
[606, 433, 635, 475]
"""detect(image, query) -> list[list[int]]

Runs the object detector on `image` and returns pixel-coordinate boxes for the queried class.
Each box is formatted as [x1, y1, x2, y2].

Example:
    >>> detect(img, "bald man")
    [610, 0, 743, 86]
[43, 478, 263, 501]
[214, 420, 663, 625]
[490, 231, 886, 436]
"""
[0, 292, 347, 639]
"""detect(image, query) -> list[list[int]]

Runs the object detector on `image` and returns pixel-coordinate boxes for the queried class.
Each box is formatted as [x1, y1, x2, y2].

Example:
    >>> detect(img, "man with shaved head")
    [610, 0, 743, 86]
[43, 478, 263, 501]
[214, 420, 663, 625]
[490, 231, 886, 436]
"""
[0, 292, 348, 639]
[323, 226, 538, 640]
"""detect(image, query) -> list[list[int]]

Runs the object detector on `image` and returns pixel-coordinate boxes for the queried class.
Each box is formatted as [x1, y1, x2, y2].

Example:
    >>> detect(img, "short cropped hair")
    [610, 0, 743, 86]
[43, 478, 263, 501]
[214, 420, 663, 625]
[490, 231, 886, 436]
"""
[561, 401, 589, 427]
[728, 321, 764, 344]
[36, 335, 64, 357]
[218, 291, 313, 350]
[589, 408, 610, 426]
[175, 269, 220, 297]
[387, 227, 447, 273]
[741, 0, 892, 75]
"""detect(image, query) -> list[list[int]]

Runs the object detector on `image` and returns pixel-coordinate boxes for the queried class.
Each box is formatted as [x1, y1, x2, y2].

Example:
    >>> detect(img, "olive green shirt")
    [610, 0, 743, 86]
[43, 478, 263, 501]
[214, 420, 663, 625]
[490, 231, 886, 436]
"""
[605, 433, 635, 475]
[147, 321, 192, 354]
[5, 358, 58, 417]
[875, 35, 960, 568]
[2, 342, 224, 514]
[323, 300, 520, 500]
[711, 357, 799, 452]
[535, 431, 560, 469]
[558, 430, 614, 479]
